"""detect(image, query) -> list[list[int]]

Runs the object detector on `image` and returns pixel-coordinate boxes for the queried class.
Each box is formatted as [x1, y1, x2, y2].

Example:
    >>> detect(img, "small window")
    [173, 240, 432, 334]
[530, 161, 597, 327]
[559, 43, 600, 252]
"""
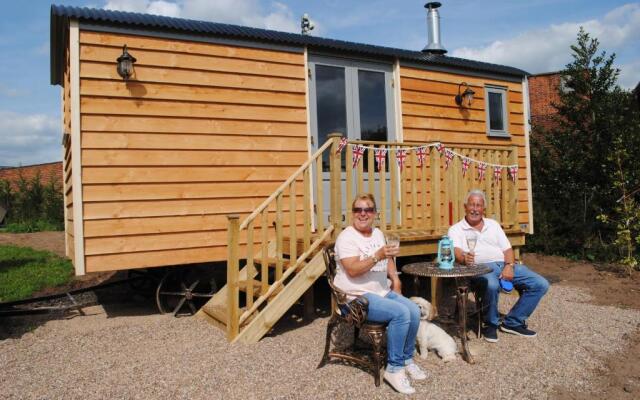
[485, 86, 509, 137]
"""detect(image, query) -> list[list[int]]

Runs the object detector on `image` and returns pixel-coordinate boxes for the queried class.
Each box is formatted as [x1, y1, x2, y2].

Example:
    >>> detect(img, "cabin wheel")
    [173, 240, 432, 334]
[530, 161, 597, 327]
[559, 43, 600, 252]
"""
[155, 268, 217, 316]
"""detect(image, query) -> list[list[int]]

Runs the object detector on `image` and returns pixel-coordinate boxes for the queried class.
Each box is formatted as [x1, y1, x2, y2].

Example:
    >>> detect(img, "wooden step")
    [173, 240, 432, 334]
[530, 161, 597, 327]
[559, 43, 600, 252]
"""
[238, 279, 283, 298]
[252, 256, 301, 271]
[200, 303, 253, 327]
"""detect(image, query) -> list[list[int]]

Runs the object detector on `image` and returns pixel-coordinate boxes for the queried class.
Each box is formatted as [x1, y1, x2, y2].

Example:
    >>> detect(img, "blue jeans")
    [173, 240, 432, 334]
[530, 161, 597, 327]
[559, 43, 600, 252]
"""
[363, 291, 420, 372]
[472, 262, 549, 328]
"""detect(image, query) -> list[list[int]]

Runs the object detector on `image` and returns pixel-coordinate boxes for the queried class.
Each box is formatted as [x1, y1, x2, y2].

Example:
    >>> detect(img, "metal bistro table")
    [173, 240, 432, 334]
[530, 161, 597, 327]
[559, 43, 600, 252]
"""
[402, 262, 492, 364]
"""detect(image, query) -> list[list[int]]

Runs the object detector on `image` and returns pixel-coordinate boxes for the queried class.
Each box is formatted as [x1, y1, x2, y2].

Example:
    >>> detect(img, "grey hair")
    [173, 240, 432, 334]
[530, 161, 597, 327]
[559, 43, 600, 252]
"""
[465, 189, 486, 205]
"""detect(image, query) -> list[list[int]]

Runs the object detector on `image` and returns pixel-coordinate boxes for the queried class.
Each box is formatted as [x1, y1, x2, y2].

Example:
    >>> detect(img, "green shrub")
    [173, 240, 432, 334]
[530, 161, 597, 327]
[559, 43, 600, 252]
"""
[0, 170, 63, 231]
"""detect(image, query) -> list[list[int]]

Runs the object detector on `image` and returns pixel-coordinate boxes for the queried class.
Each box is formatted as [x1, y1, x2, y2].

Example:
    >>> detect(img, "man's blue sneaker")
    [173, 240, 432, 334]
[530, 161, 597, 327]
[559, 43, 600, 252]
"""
[500, 324, 537, 337]
[482, 325, 498, 343]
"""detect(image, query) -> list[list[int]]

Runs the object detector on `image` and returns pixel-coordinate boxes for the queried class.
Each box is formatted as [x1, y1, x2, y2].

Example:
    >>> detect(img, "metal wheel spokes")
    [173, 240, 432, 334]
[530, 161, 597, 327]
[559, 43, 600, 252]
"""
[155, 269, 217, 317]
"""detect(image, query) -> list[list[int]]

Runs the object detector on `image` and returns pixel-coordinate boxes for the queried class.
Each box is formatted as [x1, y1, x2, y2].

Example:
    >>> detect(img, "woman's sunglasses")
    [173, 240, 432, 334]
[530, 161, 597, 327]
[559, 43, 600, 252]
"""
[352, 207, 376, 214]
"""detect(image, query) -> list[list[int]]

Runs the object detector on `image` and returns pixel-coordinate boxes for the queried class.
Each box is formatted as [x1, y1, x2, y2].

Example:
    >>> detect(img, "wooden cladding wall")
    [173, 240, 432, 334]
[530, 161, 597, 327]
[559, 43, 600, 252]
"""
[77, 30, 307, 272]
[399, 66, 529, 226]
[63, 44, 74, 262]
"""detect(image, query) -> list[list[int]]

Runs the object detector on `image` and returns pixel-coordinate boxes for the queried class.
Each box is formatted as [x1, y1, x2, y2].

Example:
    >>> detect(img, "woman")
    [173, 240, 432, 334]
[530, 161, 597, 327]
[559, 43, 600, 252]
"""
[334, 193, 426, 395]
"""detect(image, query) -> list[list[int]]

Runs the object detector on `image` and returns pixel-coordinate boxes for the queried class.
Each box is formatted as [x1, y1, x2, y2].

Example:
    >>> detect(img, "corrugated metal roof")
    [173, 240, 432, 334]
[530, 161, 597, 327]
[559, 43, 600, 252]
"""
[50, 4, 528, 85]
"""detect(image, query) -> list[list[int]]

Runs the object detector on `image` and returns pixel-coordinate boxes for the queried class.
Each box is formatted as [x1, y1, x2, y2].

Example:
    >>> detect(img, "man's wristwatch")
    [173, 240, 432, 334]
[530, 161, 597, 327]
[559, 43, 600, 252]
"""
[371, 255, 379, 264]
[505, 262, 514, 268]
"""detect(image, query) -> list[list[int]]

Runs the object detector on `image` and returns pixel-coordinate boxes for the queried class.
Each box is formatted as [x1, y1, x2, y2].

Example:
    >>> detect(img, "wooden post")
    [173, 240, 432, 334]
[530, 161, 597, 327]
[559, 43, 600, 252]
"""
[315, 156, 324, 234]
[289, 182, 297, 263]
[379, 145, 387, 230]
[261, 209, 269, 294]
[410, 150, 417, 229]
[303, 168, 311, 251]
[246, 219, 254, 309]
[510, 146, 519, 229]
[368, 147, 375, 196]
[430, 149, 441, 233]
[500, 150, 509, 224]
[276, 193, 284, 281]
[227, 215, 240, 341]
[328, 133, 342, 238]
[390, 146, 398, 229]
[346, 145, 354, 226]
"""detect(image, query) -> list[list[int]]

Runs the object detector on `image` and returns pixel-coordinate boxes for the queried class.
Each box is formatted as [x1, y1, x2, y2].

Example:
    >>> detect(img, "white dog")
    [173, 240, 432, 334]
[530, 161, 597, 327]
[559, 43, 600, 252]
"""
[410, 297, 458, 362]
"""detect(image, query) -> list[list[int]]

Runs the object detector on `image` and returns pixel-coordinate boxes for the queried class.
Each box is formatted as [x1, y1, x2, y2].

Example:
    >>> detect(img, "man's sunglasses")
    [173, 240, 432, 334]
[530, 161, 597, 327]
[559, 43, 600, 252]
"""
[352, 207, 376, 214]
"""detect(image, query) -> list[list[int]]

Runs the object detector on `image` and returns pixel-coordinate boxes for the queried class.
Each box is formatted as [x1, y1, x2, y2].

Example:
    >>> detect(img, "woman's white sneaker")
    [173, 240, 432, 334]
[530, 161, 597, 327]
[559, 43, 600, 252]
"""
[405, 362, 428, 380]
[383, 369, 416, 394]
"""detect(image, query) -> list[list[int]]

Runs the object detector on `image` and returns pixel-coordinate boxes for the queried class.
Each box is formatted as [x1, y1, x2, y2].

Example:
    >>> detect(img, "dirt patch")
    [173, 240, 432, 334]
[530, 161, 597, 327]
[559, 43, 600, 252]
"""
[0, 232, 66, 257]
[522, 252, 640, 399]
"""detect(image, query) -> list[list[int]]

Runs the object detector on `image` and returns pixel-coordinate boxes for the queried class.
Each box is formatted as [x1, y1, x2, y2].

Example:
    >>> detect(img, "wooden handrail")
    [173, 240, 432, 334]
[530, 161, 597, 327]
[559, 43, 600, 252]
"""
[239, 139, 333, 230]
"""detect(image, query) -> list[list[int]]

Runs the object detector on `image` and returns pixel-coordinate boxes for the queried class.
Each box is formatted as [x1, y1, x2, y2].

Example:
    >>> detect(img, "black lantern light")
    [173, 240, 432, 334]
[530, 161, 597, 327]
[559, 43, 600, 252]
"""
[455, 82, 475, 107]
[116, 45, 136, 80]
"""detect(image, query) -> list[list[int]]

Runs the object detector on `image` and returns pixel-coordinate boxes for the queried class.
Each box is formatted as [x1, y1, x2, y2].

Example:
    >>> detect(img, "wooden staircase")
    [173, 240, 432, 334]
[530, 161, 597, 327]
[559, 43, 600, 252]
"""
[196, 134, 522, 343]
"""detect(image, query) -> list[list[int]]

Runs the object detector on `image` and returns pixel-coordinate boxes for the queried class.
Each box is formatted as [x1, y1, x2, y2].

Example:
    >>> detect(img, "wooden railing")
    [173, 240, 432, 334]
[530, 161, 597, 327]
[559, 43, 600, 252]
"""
[224, 134, 519, 340]
[328, 135, 519, 232]
[225, 138, 336, 340]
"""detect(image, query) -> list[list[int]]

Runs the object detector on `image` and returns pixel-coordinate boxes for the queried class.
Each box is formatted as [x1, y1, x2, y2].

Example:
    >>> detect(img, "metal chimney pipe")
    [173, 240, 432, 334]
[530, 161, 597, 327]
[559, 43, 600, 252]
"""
[422, 2, 447, 55]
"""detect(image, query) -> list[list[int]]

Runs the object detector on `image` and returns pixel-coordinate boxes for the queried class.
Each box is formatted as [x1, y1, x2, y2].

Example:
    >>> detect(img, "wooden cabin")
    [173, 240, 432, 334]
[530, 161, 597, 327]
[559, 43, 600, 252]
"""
[50, 4, 533, 342]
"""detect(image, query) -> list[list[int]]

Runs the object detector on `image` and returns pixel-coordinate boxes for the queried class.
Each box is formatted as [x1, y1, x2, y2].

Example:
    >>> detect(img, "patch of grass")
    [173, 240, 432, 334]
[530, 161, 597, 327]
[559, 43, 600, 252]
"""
[0, 245, 74, 302]
[5, 220, 62, 233]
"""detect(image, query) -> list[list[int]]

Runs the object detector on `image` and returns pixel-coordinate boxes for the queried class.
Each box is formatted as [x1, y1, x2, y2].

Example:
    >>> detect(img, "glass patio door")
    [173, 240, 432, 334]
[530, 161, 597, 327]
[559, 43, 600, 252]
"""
[308, 56, 396, 225]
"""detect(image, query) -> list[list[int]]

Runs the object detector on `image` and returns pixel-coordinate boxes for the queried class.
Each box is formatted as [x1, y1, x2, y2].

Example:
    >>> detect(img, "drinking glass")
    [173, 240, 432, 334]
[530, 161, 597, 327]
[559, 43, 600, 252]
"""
[386, 233, 400, 250]
[466, 233, 477, 253]
[465, 232, 477, 266]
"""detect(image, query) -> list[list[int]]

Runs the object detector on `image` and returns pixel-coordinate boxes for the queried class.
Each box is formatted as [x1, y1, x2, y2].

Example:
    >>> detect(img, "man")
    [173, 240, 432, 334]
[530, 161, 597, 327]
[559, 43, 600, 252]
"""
[448, 190, 549, 342]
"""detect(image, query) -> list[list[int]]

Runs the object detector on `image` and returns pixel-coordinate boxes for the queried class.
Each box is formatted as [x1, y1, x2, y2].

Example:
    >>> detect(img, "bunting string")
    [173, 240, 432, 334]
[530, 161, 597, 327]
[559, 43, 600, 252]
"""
[336, 140, 517, 170]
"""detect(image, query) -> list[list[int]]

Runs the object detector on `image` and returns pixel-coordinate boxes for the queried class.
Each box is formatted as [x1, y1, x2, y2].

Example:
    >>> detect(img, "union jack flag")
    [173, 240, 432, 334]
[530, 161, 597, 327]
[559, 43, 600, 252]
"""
[435, 143, 445, 155]
[444, 149, 454, 170]
[351, 144, 365, 168]
[336, 137, 348, 154]
[374, 148, 387, 172]
[477, 162, 487, 181]
[396, 149, 407, 172]
[461, 157, 471, 177]
[493, 166, 502, 182]
[415, 146, 427, 167]
[509, 165, 518, 182]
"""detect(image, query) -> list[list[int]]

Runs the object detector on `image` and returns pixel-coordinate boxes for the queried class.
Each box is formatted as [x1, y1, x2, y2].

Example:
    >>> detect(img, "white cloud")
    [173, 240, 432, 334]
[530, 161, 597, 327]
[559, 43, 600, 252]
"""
[101, 0, 300, 32]
[451, 3, 640, 88]
[147, 1, 181, 17]
[619, 60, 640, 89]
[0, 111, 61, 166]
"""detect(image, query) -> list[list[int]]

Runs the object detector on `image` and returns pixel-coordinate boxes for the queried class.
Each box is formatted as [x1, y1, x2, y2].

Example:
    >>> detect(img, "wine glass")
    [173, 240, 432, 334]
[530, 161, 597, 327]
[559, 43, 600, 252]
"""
[386, 233, 400, 250]
[466, 233, 477, 253]
[465, 232, 477, 266]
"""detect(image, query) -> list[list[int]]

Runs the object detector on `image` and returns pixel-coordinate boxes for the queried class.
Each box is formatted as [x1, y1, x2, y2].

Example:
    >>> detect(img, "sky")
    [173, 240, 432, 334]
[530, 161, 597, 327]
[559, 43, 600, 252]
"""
[0, 0, 638, 166]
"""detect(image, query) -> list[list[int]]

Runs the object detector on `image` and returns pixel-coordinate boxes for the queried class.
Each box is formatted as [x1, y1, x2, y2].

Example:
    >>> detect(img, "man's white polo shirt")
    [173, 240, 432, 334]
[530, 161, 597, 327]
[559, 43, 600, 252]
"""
[447, 217, 511, 264]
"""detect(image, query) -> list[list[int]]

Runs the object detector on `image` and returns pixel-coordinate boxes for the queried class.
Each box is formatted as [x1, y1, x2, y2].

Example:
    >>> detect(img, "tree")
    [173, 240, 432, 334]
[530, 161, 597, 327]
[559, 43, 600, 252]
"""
[529, 28, 640, 268]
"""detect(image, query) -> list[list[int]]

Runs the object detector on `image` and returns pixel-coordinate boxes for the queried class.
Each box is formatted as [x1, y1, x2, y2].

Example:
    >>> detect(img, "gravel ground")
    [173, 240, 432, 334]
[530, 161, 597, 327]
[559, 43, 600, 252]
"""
[1, 285, 639, 400]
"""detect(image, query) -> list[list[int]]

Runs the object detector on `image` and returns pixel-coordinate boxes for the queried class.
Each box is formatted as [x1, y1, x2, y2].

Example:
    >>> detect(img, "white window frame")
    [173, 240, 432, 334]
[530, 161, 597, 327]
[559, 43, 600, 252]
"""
[485, 85, 510, 137]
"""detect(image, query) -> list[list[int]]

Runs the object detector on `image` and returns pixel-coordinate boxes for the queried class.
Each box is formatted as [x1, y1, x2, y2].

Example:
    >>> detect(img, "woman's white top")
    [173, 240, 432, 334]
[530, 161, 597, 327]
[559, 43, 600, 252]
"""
[334, 226, 390, 300]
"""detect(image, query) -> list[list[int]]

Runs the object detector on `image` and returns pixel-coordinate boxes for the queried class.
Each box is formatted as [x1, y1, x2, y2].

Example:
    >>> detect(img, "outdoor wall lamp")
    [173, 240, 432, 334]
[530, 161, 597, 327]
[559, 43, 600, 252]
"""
[455, 82, 475, 107]
[116, 45, 136, 80]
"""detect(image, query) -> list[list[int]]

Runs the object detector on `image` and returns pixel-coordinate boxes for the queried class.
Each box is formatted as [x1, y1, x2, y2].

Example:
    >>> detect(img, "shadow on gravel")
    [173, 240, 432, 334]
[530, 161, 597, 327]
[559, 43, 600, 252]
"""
[0, 272, 160, 340]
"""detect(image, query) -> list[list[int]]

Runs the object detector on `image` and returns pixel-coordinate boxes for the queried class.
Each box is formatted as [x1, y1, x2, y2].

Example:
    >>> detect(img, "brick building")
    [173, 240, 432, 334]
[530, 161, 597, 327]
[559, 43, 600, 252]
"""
[528, 72, 562, 130]
[0, 162, 63, 190]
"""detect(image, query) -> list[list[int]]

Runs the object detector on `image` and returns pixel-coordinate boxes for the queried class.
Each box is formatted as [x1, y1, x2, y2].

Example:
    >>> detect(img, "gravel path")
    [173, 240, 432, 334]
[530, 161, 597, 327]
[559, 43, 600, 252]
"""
[1, 285, 639, 399]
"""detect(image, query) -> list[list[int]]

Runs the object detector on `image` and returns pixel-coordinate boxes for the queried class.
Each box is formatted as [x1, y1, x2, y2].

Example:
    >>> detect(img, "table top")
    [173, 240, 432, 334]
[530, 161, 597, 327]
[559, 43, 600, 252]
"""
[402, 261, 492, 278]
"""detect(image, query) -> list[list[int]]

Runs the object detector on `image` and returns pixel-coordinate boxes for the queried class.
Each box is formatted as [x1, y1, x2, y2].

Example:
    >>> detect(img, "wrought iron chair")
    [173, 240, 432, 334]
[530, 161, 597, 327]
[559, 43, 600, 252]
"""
[317, 244, 388, 386]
